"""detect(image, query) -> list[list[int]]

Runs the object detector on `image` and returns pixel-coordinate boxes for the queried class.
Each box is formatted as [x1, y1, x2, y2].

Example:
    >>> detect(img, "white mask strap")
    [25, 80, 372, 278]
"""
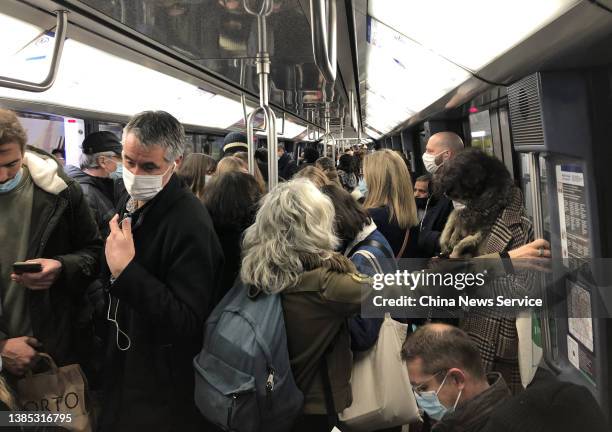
[107, 293, 131, 351]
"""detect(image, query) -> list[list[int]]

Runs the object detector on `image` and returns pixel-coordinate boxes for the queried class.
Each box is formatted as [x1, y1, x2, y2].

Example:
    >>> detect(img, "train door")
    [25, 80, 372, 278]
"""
[508, 71, 612, 420]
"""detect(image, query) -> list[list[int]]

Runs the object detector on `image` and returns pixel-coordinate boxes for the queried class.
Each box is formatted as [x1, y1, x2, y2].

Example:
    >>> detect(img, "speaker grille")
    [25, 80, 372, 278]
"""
[508, 73, 544, 148]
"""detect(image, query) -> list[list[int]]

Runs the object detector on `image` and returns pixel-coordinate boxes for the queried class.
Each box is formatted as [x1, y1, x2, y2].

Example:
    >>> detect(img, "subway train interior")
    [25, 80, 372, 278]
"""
[1, 0, 612, 431]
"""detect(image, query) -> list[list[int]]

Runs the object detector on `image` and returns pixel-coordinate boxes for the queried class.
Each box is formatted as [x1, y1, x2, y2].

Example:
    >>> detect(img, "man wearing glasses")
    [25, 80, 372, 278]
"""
[401, 323, 609, 432]
[401, 323, 510, 430]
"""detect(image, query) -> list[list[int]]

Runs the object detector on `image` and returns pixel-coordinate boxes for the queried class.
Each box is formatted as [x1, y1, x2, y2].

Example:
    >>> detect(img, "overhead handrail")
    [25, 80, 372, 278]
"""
[310, 0, 337, 84]
[0, 10, 68, 92]
[244, 0, 278, 190]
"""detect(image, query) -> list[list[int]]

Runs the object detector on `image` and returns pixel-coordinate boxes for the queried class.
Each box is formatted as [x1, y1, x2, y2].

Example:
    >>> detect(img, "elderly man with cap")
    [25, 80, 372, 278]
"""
[66, 131, 125, 237]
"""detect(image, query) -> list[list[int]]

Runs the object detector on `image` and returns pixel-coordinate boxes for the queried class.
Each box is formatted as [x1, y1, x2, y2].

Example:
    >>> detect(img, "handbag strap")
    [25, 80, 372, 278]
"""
[347, 238, 394, 260]
[353, 249, 384, 275]
[396, 228, 411, 259]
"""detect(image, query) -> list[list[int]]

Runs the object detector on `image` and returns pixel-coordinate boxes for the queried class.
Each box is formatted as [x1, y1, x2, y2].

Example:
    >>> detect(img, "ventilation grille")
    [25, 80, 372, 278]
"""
[508, 73, 545, 148]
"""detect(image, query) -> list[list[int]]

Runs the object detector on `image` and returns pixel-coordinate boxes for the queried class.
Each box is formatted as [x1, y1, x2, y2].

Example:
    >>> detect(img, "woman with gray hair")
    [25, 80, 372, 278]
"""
[241, 178, 371, 432]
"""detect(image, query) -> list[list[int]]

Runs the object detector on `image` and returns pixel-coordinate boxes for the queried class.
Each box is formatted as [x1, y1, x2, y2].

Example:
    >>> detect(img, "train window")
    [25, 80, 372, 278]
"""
[97, 121, 123, 139]
[469, 110, 494, 155]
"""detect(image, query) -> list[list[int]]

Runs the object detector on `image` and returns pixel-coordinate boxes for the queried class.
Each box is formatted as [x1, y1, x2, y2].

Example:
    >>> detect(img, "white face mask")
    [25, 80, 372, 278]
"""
[452, 200, 466, 210]
[123, 162, 174, 202]
[422, 151, 446, 174]
[205, 174, 213, 183]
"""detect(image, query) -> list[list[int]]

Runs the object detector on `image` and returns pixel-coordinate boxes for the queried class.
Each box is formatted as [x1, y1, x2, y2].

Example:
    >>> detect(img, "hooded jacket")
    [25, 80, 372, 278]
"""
[5, 147, 102, 366]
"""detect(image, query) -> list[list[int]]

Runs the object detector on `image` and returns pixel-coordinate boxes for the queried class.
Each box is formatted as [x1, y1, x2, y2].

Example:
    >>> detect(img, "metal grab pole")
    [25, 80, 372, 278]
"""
[310, 0, 337, 83]
[244, 0, 277, 190]
[0, 10, 68, 92]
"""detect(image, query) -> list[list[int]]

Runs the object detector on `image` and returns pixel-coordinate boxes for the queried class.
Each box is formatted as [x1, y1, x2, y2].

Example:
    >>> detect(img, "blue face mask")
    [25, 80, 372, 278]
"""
[110, 163, 123, 181]
[0, 168, 23, 193]
[414, 372, 462, 421]
[358, 177, 368, 196]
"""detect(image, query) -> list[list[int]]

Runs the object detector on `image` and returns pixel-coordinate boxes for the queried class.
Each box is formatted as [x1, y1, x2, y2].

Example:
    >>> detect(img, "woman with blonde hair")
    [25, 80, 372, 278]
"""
[234, 151, 267, 193]
[293, 165, 331, 189]
[176, 153, 216, 200]
[241, 179, 371, 432]
[215, 155, 248, 176]
[363, 149, 422, 258]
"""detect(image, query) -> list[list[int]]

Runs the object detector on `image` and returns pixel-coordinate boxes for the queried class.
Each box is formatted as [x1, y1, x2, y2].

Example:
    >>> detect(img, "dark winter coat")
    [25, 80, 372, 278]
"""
[432, 373, 511, 432]
[278, 152, 298, 181]
[482, 369, 609, 432]
[418, 194, 454, 257]
[15, 148, 102, 366]
[100, 174, 224, 432]
[367, 206, 423, 259]
[64, 165, 115, 237]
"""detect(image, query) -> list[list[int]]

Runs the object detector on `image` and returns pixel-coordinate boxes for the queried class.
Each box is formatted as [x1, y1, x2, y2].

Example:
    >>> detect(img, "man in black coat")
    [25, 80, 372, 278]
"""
[102, 111, 223, 431]
[277, 142, 297, 181]
[419, 132, 464, 257]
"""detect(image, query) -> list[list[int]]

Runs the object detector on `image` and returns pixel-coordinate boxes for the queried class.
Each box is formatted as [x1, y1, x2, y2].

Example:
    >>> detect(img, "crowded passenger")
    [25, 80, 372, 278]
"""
[255, 146, 269, 182]
[176, 152, 217, 200]
[414, 173, 431, 222]
[203, 170, 263, 302]
[65, 131, 124, 236]
[435, 148, 533, 394]
[419, 131, 464, 257]
[293, 165, 331, 189]
[240, 179, 371, 432]
[320, 183, 397, 352]
[221, 131, 249, 156]
[336, 153, 358, 193]
[297, 145, 320, 169]
[0, 109, 102, 376]
[235, 150, 267, 192]
[215, 155, 248, 176]
[403, 323, 609, 432]
[363, 149, 423, 259]
[315, 156, 341, 186]
[101, 110, 223, 431]
[277, 142, 298, 181]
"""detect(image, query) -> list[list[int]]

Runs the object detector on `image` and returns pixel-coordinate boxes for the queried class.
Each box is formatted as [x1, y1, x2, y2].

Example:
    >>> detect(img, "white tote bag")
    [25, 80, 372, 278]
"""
[339, 313, 420, 431]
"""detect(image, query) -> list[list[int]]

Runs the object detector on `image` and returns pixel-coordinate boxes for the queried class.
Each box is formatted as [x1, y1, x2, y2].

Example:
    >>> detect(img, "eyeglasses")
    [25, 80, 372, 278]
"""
[411, 370, 446, 396]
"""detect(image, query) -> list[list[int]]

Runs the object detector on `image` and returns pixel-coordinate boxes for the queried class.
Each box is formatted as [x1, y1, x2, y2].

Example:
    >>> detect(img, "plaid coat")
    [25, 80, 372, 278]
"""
[443, 188, 534, 394]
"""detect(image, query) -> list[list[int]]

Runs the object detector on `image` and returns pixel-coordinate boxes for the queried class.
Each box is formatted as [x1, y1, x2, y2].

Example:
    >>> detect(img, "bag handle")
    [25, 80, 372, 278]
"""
[353, 250, 384, 275]
[396, 228, 411, 259]
[24, 353, 59, 378]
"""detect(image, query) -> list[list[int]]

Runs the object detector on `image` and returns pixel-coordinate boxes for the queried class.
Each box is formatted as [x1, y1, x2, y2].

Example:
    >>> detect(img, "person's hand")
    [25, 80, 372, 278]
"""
[509, 239, 551, 272]
[10, 258, 62, 290]
[0, 337, 42, 376]
[105, 214, 135, 278]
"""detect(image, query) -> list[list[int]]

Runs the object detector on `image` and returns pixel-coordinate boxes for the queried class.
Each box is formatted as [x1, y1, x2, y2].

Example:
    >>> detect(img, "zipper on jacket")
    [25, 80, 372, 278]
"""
[228, 393, 237, 429]
[266, 367, 275, 408]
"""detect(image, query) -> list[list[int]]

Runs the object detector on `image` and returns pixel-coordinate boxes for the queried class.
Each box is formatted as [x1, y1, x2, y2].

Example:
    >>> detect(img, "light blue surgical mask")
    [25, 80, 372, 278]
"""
[414, 372, 462, 421]
[0, 168, 23, 193]
[110, 163, 123, 180]
[358, 176, 368, 196]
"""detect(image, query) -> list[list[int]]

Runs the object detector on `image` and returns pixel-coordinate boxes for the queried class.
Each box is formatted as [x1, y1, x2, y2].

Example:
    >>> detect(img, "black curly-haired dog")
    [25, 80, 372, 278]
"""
[434, 148, 515, 257]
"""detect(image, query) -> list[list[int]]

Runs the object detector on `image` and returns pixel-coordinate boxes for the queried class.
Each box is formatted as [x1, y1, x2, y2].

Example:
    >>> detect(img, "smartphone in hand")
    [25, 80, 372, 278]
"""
[13, 262, 43, 274]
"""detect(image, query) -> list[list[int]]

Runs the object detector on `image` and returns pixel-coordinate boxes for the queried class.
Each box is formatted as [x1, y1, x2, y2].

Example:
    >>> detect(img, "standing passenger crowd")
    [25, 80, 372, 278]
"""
[0, 108, 607, 432]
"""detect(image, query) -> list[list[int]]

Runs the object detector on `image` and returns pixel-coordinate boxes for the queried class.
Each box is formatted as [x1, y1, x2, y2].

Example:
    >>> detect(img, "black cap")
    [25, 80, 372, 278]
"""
[82, 131, 122, 156]
[222, 131, 248, 155]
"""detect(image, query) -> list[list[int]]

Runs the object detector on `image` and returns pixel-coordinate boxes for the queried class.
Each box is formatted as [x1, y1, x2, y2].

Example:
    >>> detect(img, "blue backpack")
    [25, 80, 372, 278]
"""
[194, 280, 303, 432]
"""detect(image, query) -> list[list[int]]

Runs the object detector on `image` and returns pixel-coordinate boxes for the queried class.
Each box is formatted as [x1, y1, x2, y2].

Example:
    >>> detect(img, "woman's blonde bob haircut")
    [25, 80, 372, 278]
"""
[241, 178, 339, 294]
[363, 149, 417, 230]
